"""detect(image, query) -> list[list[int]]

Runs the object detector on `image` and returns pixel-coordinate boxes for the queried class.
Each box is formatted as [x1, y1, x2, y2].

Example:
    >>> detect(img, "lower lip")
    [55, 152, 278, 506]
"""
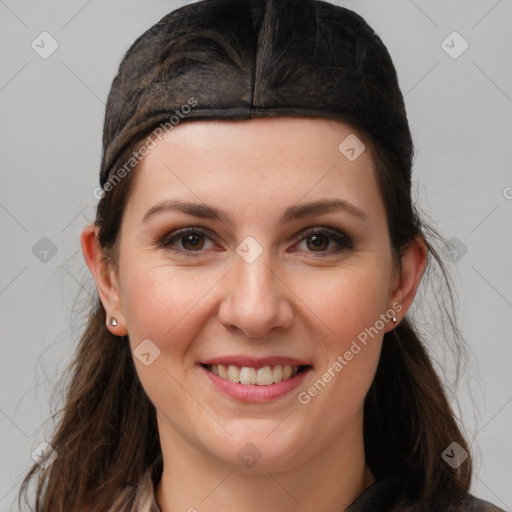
[201, 365, 311, 403]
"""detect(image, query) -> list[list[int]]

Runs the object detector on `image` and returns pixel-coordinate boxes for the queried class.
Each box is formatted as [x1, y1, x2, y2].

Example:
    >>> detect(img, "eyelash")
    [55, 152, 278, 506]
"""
[158, 226, 353, 258]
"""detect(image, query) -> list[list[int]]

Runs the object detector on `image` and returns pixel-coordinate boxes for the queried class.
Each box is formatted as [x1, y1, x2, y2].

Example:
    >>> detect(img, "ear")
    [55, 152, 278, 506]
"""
[80, 223, 128, 336]
[385, 235, 428, 331]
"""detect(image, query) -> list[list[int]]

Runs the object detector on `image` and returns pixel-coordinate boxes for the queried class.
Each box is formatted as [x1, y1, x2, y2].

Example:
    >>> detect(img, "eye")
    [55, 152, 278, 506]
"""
[159, 225, 353, 258]
[159, 227, 217, 256]
[292, 226, 353, 257]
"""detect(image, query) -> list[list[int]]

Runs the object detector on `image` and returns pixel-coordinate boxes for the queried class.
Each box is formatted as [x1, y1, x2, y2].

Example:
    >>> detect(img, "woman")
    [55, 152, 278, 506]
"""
[18, 0, 505, 511]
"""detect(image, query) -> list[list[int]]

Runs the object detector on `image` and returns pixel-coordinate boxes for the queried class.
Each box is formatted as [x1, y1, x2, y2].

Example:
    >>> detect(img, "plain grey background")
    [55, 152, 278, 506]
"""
[1, 0, 511, 510]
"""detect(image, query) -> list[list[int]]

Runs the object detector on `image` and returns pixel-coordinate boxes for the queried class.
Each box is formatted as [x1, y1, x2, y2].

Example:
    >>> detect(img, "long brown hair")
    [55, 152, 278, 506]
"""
[18, 1, 473, 510]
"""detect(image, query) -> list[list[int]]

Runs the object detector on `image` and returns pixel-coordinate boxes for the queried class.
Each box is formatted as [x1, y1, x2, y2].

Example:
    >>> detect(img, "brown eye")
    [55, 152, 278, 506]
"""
[180, 233, 205, 251]
[160, 227, 215, 255]
[305, 233, 330, 252]
[295, 227, 353, 257]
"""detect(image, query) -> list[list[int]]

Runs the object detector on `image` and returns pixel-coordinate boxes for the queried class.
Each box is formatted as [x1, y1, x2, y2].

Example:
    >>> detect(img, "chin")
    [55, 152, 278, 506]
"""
[201, 426, 308, 472]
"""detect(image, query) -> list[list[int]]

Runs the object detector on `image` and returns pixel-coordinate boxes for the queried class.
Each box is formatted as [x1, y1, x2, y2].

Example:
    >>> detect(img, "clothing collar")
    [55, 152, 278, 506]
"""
[141, 454, 409, 512]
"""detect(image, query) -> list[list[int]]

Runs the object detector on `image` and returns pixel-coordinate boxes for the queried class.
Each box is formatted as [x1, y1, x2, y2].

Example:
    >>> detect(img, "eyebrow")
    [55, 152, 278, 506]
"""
[142, 198, 369, 225]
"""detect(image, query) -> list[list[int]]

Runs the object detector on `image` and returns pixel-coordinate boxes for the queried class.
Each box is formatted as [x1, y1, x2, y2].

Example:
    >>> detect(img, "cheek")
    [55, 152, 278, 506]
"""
[120, 265, 217, 351]
[120, 267, 214, 407]
[302, 262, 390, 337]
[299, 261, 390, 397]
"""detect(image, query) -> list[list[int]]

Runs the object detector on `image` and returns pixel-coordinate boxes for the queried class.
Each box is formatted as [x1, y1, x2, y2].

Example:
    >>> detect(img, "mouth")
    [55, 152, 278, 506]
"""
[200, 363, 311, 386]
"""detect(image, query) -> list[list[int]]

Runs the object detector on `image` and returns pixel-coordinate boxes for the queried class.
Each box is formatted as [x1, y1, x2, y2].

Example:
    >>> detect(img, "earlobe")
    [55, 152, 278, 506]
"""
[80, 224, 127, 335]
[387, 236, 428, 330]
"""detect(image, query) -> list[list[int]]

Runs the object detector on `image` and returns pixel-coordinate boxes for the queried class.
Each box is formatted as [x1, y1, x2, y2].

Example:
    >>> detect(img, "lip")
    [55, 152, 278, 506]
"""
[200, 356, 312, 367]
[200, 364, 312, 403]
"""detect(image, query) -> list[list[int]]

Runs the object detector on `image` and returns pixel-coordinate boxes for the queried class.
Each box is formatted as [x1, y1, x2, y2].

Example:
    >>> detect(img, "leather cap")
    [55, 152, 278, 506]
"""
[99, 0, 412, 189]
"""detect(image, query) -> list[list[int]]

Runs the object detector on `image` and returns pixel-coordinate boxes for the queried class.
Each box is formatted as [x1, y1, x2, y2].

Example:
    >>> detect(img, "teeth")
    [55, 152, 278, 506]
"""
[256, 366, 273, 385]
[209, 364, 300, 385]
[240, 367, 256, 385]
[218, 364, 228, 379]
[227, 365, 240, 383]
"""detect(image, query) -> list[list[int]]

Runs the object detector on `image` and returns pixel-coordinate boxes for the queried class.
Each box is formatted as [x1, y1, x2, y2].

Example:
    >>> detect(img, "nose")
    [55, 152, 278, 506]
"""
[217, 247, 294, 338]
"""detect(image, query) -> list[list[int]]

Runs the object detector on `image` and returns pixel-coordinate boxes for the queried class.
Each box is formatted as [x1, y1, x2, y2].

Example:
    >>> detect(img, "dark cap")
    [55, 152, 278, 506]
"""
[99, 0, 412, 189]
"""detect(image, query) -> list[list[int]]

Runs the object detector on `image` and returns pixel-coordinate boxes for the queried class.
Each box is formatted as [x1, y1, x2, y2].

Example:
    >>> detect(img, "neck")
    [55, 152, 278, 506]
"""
[155, 412, 375, 512]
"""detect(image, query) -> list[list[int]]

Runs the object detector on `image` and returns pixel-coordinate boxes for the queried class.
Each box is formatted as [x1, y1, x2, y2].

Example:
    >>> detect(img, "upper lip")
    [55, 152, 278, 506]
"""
[200, 356, 312, 368]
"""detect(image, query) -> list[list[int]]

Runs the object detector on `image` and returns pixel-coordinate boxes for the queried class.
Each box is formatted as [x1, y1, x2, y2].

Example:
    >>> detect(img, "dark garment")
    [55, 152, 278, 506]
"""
[345, 471, 505, 512]
[129, 454, 505, 512]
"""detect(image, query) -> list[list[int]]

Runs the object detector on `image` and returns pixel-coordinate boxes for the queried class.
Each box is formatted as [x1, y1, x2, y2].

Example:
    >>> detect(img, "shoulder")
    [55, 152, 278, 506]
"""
[347, 471, 506, 512]
[397, 492, 507, 512]
[446, 493, 507, 512]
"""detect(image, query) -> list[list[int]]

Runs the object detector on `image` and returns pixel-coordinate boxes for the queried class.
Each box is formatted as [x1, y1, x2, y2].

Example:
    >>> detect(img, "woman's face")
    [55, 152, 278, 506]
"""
[107, 117, 416, 471]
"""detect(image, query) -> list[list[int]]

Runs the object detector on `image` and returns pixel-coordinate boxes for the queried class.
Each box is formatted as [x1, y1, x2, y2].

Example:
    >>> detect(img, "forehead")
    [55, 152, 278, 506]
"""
[125, 117, 384, 225]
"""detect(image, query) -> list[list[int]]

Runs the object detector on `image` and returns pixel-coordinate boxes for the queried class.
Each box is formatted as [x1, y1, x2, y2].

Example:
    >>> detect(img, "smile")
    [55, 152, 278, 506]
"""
[205, 364, 304, 385]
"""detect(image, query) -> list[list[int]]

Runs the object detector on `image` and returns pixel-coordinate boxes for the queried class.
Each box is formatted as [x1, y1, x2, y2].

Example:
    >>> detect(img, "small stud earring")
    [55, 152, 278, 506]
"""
[392, 316, 397, 324]
[110, 317, 118, 327]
